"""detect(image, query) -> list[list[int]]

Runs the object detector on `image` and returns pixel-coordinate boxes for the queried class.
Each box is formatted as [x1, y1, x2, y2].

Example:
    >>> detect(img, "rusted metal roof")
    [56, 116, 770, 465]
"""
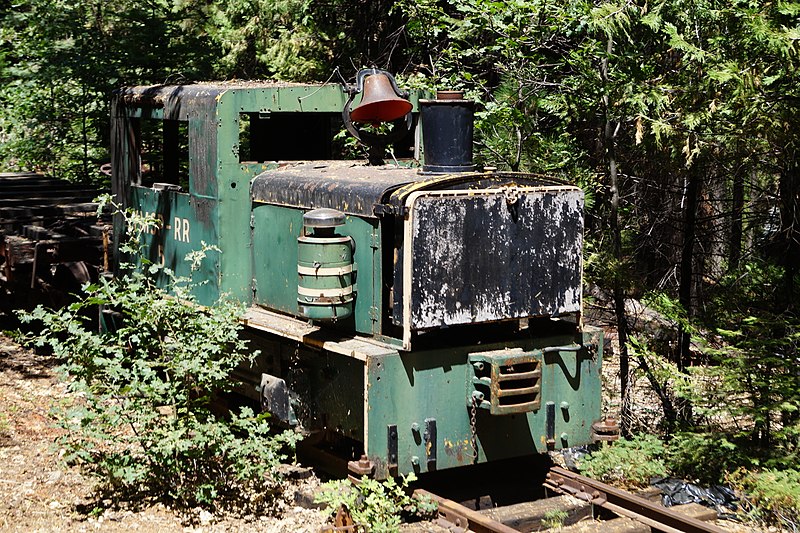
[250, 165, 574, 218]
[250, 161, 422, 217]
[117, 81, 323, 101]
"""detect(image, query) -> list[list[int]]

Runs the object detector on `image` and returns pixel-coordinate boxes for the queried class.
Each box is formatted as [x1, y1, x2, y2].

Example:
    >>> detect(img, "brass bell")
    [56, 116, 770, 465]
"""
[349, 73, 412, 124]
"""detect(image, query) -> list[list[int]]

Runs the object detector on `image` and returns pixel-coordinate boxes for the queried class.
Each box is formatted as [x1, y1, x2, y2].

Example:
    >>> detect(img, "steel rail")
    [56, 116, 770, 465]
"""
[328, 468, 727, 533]
[544, 466, 727, 533]
[413, 489, 519, 533]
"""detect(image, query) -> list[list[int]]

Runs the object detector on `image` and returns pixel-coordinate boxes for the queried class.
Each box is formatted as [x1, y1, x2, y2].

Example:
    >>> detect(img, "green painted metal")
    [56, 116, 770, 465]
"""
[252, 204, 303, 313]
[128, 186, 220, 303]
[297, 231, 354, 321]
[364, 327, 603, 479]
[303, 350, 368, 439]
[116, 83, 410, 307]
[112, 82, 604, 481]
[238, 321, 603, 480]
[236, 333, 370, 439]
[252, 203, 381, 335]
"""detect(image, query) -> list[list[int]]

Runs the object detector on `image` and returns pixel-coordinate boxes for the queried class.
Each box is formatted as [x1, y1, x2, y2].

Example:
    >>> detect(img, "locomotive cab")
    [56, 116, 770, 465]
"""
[111, 75, 605, 479]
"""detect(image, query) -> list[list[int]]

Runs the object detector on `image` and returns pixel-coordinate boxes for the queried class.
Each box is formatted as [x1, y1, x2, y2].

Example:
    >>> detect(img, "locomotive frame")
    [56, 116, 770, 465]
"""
[110, 81, 604, 479]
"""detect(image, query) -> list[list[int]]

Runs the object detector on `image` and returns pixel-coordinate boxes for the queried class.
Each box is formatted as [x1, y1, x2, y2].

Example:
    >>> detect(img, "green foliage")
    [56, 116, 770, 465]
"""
[580, 436, 667, 489]
[643, 292, 696, 338]
[583, 235, 637, 295]
[729, 468, 800, 529]
[627, 335, 686, 392]
[16, 255, 299, 511]
[694, 260, 800, 462]
[0, 0, 215, 181]
[202, 0, 325, 80]
[315, 474, 436, 532]
[0, 0, 414, 180]
[667, 433, 752, 485]
[397, 0, 600, 177]
[542, 508, 569, 529]
[10, 193, 303, 513]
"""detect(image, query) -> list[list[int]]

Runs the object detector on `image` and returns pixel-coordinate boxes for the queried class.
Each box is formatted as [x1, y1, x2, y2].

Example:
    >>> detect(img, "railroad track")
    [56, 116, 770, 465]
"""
[316, 461, 729, 533]
[404, 466, 727, 533]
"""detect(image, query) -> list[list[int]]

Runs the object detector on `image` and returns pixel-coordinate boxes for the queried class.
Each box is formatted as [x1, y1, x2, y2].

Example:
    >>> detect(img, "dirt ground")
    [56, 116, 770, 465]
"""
[0, 327, 765, 533]
[0, 331, 332, 532]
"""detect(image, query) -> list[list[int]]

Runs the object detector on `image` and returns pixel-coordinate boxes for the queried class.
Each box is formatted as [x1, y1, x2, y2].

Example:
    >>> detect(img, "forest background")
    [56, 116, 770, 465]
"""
[2, 0, 800, 522]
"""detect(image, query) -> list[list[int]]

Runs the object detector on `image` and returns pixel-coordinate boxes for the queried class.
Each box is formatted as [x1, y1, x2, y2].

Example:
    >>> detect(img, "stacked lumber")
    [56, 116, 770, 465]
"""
[0, 172, 110, 310]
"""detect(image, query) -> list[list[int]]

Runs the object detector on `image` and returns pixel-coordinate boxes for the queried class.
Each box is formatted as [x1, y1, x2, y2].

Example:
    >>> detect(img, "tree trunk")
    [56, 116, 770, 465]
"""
[609, 136, 632, 437]
[729, 166, 745, 270]
[601, 34, 632, 436]
[779, 157, 800, 311]
[677, 163, 700, 425]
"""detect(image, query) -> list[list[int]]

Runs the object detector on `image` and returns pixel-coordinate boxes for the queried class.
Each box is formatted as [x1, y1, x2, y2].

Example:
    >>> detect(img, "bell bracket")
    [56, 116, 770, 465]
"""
[342, 68, 415, 165]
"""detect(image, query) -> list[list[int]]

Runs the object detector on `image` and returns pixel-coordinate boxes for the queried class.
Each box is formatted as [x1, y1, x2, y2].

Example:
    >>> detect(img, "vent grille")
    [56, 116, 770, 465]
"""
[469, 349, 542, 415]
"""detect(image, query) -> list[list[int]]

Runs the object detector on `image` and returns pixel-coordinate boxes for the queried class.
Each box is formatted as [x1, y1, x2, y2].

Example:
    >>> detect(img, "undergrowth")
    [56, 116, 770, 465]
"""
[579, 435, 667, 489]
[17, 271, 300, 512]
[14, 200, 300, 513]
[727, 468, 800, 530]
[581, 434, 800, 529]
[315, 474, 437, 532]
[667, 432, 752, 485]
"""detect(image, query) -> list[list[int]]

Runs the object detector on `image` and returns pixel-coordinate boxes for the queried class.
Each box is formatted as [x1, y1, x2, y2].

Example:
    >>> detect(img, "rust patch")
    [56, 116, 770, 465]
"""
[443, 438, 471, 463]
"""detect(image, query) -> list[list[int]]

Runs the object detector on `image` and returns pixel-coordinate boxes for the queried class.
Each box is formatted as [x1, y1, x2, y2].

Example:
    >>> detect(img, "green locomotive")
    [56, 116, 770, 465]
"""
[110, 72, 606, 479]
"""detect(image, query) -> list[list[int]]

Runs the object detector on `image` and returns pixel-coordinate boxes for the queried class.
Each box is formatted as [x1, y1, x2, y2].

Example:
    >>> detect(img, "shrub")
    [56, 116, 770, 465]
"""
[17, 270, 300, 512]
[579, 435, 667, 489]
[315, 474, 436, 532]
[666, 432, 752, 485]
[729, 468, 800, 530]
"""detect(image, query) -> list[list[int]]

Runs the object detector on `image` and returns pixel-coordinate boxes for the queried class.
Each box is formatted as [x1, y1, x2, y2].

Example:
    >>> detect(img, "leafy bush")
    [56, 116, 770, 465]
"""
[700, 261, 800, 455]
[315, 474, 436, 532]
[667, 432, 752, 485]
[729, 468, 800, 529]
[17, 269, 299, 512]
[579, 435, 667, 489]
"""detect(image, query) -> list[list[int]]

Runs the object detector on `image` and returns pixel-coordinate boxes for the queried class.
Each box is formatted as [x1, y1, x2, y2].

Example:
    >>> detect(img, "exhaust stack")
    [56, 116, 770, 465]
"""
[420, 90, 475, 174]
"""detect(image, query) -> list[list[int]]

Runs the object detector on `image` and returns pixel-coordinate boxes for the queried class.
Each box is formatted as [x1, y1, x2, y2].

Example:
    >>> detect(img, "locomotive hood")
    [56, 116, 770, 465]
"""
[250, 161, 572, 218]
[250, 161, 419, 217]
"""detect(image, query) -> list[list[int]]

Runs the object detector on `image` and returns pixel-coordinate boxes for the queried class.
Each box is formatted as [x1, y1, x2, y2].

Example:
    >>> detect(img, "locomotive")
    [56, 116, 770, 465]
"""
[110, 71, 605, 479]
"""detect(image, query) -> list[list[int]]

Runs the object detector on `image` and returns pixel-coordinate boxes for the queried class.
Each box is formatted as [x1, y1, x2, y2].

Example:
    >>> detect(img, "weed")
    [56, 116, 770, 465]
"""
[729, 468, 800, 530]
[18, 273, 300, 512]
[542, 508, 569, 528]
[579, 435, 667, 489]
[315, 474, 436, 532]
[667, 432, 752, 484]
[15, 201, 300, 513]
